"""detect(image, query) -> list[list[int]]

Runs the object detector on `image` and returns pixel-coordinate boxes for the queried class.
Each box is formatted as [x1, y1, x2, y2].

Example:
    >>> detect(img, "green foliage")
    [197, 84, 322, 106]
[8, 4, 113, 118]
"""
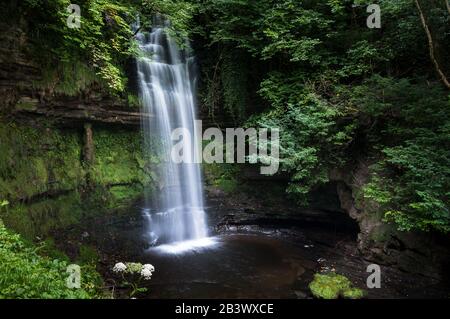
[142, 0, 198, 44]
[219, 47, 249, 123]
[193, 0, 450, 234]
[349, 77, 450, 233]
[39, 238, 71, 262]
[309, 273, 365, 299]
[203, 163, 239, 194]
[127, 93, 141, 109]
[247, 73, 352, 203]
[33, 61, 98, 97]
[0, 220, 101, 298]
[78, 245, 100, 265]
[18, 0, 200, 95]
[21, 0, 140, 94]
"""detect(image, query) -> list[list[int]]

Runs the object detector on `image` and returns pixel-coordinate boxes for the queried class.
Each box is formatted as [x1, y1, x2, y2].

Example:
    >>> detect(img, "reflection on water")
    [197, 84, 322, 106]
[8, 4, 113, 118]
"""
[0, 196, 346, 298]
[151, 237, 220, 254]
[142, 234, 310, 299]
[6, 192, 446, 299]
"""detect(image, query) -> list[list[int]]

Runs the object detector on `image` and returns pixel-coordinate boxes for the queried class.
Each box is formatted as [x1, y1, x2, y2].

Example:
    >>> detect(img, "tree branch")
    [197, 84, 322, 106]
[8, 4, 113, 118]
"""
[132, 26, 142, 37]
[415, 0, 450, 89]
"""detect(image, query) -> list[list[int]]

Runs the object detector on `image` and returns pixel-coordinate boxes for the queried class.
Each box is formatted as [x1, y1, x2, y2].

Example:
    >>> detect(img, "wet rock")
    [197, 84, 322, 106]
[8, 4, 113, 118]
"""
[0, 20, 143, 126]
[294, 290, 307, 299]
[331, 163, 450, 281]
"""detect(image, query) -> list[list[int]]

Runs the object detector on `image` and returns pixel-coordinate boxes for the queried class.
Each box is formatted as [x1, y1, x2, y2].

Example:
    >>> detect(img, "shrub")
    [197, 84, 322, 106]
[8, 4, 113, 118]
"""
[0, 221, 101, 299]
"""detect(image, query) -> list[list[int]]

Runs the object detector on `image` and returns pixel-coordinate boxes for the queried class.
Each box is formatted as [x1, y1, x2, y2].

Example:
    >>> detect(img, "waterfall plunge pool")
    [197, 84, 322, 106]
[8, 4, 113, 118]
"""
[35, 190, 449, 299]
[151, 236, 219, 254]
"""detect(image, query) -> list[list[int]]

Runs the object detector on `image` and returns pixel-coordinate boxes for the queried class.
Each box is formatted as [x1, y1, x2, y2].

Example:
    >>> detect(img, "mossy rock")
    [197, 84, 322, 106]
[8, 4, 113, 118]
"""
[15, 97, 39, 111]
[309, 273, 365, 299]
[342, 287, 366, 299]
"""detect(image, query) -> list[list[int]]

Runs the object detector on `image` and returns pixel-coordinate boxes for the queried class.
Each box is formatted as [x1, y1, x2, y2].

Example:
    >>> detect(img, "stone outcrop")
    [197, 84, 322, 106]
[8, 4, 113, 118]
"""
[0, 14, 146, 126]
[330, 161, 450, 281]
[10, 95, 149, 126]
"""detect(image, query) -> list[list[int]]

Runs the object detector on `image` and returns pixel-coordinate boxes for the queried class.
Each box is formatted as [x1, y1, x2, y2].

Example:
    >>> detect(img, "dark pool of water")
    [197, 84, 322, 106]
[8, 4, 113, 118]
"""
[140, 234, 314, 298]
[59, 208, 318, 298]
[10, 192, 447, 299]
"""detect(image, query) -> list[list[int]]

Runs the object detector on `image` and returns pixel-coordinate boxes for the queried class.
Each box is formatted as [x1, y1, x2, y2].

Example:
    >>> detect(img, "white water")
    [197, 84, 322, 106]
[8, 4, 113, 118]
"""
[136, 19, 209, 248]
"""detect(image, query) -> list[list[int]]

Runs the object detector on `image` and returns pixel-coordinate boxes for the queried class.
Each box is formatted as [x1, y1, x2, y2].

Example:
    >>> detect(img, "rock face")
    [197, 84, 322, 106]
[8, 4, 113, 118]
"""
[330, 161, 450, 281]
[0, 12, 145, 126]
[0, 6, 149, 216]
[10, 95, 149, 126]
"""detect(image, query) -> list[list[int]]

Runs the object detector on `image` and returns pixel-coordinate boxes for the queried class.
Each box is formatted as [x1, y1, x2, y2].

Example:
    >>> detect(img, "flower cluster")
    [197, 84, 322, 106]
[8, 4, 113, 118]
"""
[126, 262, 143, 274]
[113, 262, 127, 273]
[112, 262, 155, 280]
[141, 264, 155, 280]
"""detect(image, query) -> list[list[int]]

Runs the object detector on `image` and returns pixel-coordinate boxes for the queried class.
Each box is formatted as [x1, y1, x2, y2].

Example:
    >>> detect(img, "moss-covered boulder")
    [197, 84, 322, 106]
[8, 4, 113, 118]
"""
[309, 273, 365, 299]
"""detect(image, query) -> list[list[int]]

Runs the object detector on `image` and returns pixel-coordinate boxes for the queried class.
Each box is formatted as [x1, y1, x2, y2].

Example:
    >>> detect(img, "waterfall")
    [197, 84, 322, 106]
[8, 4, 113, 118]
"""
[136, 18, 208, 247]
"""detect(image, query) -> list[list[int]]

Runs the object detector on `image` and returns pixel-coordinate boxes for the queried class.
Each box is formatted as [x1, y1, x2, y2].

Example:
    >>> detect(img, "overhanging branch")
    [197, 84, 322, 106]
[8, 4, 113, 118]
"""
[415, 0, 450, 89]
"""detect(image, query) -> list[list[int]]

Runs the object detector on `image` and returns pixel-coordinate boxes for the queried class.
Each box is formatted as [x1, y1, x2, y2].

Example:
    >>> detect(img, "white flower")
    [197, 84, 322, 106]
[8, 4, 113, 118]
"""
[141, 268, 153, 280]
[113, 262, 127, 273]
[142, 264, 155, 272]
[141, 264, 155, 280]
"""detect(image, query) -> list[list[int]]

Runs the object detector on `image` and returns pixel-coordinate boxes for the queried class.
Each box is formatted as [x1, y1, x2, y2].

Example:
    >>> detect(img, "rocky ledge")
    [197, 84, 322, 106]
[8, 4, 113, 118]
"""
[10, 96, 150, 126]
[0, 21, 146, 126]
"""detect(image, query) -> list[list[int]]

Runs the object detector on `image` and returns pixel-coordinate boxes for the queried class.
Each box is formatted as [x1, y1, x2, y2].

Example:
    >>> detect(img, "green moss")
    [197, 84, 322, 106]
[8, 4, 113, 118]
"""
[0, 120, 150, 244]
[91, 129, 152, 187]
[1, 192, 84, 240]
[1, 185, 143, 241]
[216, 178, 238, 193]
[33, 61, 99, 97]
[0, 121, 152, 204]
[108, 185, 143, 209]
[342, 287, 365, 299]
[309, 273, 365, 299]
[0, 121, 85, 202]
[15, 98, 39, 111]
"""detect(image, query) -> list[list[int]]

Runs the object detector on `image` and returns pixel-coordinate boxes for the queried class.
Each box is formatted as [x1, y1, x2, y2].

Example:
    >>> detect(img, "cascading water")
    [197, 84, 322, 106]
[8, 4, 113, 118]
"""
[136, 18, 209, 250]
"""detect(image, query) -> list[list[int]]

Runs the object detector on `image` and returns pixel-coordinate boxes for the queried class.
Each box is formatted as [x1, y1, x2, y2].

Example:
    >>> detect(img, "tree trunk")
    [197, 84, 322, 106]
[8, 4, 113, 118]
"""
[83, 123, 95, 187]
[415, 0, 450, 89]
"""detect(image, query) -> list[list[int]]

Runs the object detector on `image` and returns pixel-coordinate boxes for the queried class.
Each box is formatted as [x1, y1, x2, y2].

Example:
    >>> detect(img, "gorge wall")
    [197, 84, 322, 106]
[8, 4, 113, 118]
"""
[330, 161, 450, 281]
[0, 8, 150, 240]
